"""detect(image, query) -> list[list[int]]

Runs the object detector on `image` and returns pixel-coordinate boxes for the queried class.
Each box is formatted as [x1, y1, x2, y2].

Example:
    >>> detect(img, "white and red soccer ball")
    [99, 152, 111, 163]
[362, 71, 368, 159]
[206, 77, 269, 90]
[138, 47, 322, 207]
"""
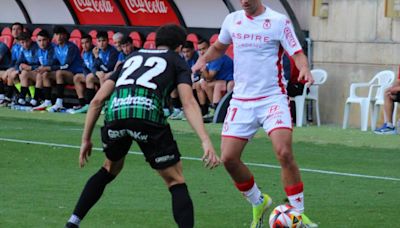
[269, 204, 303, 228]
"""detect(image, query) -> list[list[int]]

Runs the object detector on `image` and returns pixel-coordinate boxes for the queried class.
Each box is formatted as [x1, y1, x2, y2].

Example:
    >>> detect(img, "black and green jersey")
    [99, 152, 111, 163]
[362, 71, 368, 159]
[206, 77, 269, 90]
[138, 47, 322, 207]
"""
[105, 49, 192, 125]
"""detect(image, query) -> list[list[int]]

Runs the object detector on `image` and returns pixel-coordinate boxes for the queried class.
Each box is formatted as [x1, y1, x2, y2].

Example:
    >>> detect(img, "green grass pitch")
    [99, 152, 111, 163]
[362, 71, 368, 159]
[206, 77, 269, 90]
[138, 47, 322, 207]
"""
[0, 109, 399, 227]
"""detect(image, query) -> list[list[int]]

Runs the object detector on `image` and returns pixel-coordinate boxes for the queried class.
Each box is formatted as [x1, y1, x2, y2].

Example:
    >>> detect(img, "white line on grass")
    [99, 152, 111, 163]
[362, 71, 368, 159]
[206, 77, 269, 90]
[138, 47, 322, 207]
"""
[1, 137, 399, 182]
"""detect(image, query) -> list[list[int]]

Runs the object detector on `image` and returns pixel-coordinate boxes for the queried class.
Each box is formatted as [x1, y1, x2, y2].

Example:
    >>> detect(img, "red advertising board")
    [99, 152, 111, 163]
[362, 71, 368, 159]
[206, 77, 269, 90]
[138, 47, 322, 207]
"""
[68, 0, 125, 25]
[121, 0, 180, 26]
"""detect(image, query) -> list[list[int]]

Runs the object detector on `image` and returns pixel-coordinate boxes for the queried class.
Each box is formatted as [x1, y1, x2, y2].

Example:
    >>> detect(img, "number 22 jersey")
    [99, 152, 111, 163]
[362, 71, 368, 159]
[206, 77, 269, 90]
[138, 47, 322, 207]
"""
[105, 49, 192, 125]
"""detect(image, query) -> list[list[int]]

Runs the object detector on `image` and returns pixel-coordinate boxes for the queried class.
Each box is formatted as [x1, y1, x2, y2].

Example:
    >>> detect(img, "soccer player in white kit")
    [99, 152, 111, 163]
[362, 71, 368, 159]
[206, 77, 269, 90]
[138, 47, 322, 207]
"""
[192, 0, 317, 227]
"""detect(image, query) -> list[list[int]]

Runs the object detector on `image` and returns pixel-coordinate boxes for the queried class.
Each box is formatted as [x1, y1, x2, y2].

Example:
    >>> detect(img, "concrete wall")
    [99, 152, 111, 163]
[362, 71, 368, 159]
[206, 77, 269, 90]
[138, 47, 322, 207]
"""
[289, 0, 399, 128]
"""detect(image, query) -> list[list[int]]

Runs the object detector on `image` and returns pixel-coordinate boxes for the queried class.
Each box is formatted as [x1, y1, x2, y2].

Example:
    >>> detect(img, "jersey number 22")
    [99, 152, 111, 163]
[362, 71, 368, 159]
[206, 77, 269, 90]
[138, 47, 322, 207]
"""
[116, 55, 167, 89]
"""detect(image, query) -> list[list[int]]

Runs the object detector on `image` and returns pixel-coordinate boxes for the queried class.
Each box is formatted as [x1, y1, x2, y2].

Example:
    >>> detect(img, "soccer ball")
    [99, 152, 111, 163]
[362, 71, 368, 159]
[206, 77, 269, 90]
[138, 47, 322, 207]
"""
[269, 204, 303, 228]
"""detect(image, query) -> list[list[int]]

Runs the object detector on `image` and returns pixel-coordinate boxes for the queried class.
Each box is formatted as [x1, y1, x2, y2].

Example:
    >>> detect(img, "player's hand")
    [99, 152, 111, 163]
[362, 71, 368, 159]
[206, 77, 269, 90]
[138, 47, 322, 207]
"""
[92, 47, 99, 58]
[79, 139, 93, 168]
[298, 67, 314, 87]
[201, 139, 220, 169]
[192, 57, 207, 75]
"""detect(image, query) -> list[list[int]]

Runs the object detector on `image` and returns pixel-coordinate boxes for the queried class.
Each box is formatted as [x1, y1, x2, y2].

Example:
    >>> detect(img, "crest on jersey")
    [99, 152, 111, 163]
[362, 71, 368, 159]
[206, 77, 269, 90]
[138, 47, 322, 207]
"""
[236, 20, 242, 25]
[263, 19, 271, 29]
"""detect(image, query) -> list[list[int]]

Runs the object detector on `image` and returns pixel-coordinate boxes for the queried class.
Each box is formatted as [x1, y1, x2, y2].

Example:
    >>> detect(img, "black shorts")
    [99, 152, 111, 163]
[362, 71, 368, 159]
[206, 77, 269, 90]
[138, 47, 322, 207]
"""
[395, 92, 400, 102]
[101, 119, 181, 170]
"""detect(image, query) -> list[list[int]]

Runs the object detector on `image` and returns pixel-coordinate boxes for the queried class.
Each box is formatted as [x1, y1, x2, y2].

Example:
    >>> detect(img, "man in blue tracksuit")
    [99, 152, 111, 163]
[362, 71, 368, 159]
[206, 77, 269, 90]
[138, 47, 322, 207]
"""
[0, 22, 23, 106]
[45, 26, 83, 112]
[90, 31, 118, 86]
[32, 29, 60, 110]
[14, 32, 40, 106]
[68, 34, 96, 114]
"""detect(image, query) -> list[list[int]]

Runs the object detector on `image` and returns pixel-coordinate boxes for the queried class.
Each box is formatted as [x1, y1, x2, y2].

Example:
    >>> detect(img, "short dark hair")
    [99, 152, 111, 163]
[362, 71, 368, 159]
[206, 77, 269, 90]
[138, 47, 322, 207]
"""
[198, 38, 209, 46]
[81, 34, 92, 41]
[96, 31, 108, 40]
[120, 36, 132, 45]
[155, 24, 187, 50]
[182, 41, 194, 49]
[11, 22, 23, 30]
[37, 29, 50, 39]
[16, 32, 31, 41]
[53, 26, 68, 35]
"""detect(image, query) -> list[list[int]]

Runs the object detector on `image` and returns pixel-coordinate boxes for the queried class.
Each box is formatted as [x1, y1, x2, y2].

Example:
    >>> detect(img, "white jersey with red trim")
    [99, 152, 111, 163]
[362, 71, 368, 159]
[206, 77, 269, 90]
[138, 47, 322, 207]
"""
[219, 6, 303, 99]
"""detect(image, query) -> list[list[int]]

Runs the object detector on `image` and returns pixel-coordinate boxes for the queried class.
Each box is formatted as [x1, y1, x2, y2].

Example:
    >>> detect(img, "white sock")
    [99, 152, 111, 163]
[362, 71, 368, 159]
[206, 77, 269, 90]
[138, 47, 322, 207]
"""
[242, 183, 263, 206]
[55, 98, 63, 106]
[386, 122, 394, 128]
[44, 100, 52, 106]
[0, 94, 4, 100]
[288, 192, 304, 213]
[68, 214, 81, 225]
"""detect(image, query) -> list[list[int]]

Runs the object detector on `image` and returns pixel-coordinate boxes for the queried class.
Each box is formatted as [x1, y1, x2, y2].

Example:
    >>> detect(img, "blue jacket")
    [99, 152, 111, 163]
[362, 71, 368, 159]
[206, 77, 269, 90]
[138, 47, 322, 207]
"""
[82, 49, 95, 76]
[0, 42, 11, 69]
[37, 45, 59, 71]
[54, 41, 83, 74]
[10, 43, 22, 68]
[15, 43, 40, 72]
[93, 45, 118, 73]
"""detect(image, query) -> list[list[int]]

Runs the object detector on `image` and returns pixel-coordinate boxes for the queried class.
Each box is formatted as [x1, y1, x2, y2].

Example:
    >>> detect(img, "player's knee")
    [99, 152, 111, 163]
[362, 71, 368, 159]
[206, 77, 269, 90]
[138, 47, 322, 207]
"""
[103, 159, 124, 176]
[275, 147, 294, 167]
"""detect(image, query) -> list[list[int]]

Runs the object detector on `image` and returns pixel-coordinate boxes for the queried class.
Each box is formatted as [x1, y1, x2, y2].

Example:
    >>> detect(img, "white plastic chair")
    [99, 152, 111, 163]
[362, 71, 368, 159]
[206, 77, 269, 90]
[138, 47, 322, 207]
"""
[294, 69, 328, 127]
[342, 70, 395, 131]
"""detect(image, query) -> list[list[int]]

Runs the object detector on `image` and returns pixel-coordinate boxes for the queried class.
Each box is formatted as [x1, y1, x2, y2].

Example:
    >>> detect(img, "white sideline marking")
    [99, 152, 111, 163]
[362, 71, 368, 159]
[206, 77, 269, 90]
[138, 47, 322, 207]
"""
[1, 137, 400, 182]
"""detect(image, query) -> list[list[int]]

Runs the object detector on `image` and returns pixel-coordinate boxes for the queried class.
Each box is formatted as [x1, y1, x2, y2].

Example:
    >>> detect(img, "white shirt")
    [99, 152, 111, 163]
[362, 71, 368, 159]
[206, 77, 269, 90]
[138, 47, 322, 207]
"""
[219, 6, 303, 99]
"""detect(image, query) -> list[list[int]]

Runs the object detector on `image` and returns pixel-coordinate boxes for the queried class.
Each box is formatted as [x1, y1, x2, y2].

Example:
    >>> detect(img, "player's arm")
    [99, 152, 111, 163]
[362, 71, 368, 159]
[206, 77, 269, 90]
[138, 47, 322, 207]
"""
[192, 40, 229, 74]
[177, 83, 220, 169]
[80, 79, 115, 168]
[291, 51, 314, 85]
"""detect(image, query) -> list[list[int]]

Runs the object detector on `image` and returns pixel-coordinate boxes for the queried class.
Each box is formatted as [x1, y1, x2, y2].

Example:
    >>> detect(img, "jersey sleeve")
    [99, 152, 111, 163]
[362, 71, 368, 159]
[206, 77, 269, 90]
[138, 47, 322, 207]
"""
[174, 55, 192, 86]
[279, 17, 303, 56]
[218, 14, 233, 45]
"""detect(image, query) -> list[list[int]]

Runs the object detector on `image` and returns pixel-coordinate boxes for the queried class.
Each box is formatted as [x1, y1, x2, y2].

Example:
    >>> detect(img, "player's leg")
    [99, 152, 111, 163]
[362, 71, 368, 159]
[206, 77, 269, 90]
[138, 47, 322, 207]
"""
[140, 121, 193, 227]
[194, 80, 208, 116]
[157, 162, 194, 228]
[33, 71, 54, 110]
[49, 70, 73, 111]
[65, 124, 132, 228]
[85, 73, 98, 104]
[65, 158, 124, 228]
[0, 70, 6, 102]
[264, 95, 317, 227]
[70, 73, 86, 111]
[375, 87, 396, 134]
[212, 80, 227, 108]
[17, 70, 31, 105]
[6, 69, 19, 102]
[221, 101, 272, 228]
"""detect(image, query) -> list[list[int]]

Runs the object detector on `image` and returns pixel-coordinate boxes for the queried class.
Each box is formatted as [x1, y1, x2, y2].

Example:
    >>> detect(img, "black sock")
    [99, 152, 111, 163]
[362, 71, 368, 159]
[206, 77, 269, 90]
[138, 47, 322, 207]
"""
[200, 105, 208, 116]
[171, 97, 182, 109]
[72, 167, 116, 220]
[169, 183, 194, 228]
[0, 81, 4, 94]
[20, 87, 28, 100]
[6, 85, 14, 98]
[85, 88, 95, 104]
[56, 84, 65, 99]
[78, 98, 85, 106]
[43, 87, 52, 100]
[212, 103, 219, 109]
[34, 87, 42, 101]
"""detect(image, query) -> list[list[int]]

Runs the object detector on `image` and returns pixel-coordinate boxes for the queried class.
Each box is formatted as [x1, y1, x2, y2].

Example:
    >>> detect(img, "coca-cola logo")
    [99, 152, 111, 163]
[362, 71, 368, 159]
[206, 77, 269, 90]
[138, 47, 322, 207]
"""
[125, 0, 168, 14]
[73, 0, 114, 13]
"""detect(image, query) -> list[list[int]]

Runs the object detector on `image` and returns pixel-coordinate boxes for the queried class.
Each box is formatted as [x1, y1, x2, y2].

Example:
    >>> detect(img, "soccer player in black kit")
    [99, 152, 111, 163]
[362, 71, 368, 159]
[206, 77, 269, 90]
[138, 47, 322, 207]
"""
[65, 24, 220, 228]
